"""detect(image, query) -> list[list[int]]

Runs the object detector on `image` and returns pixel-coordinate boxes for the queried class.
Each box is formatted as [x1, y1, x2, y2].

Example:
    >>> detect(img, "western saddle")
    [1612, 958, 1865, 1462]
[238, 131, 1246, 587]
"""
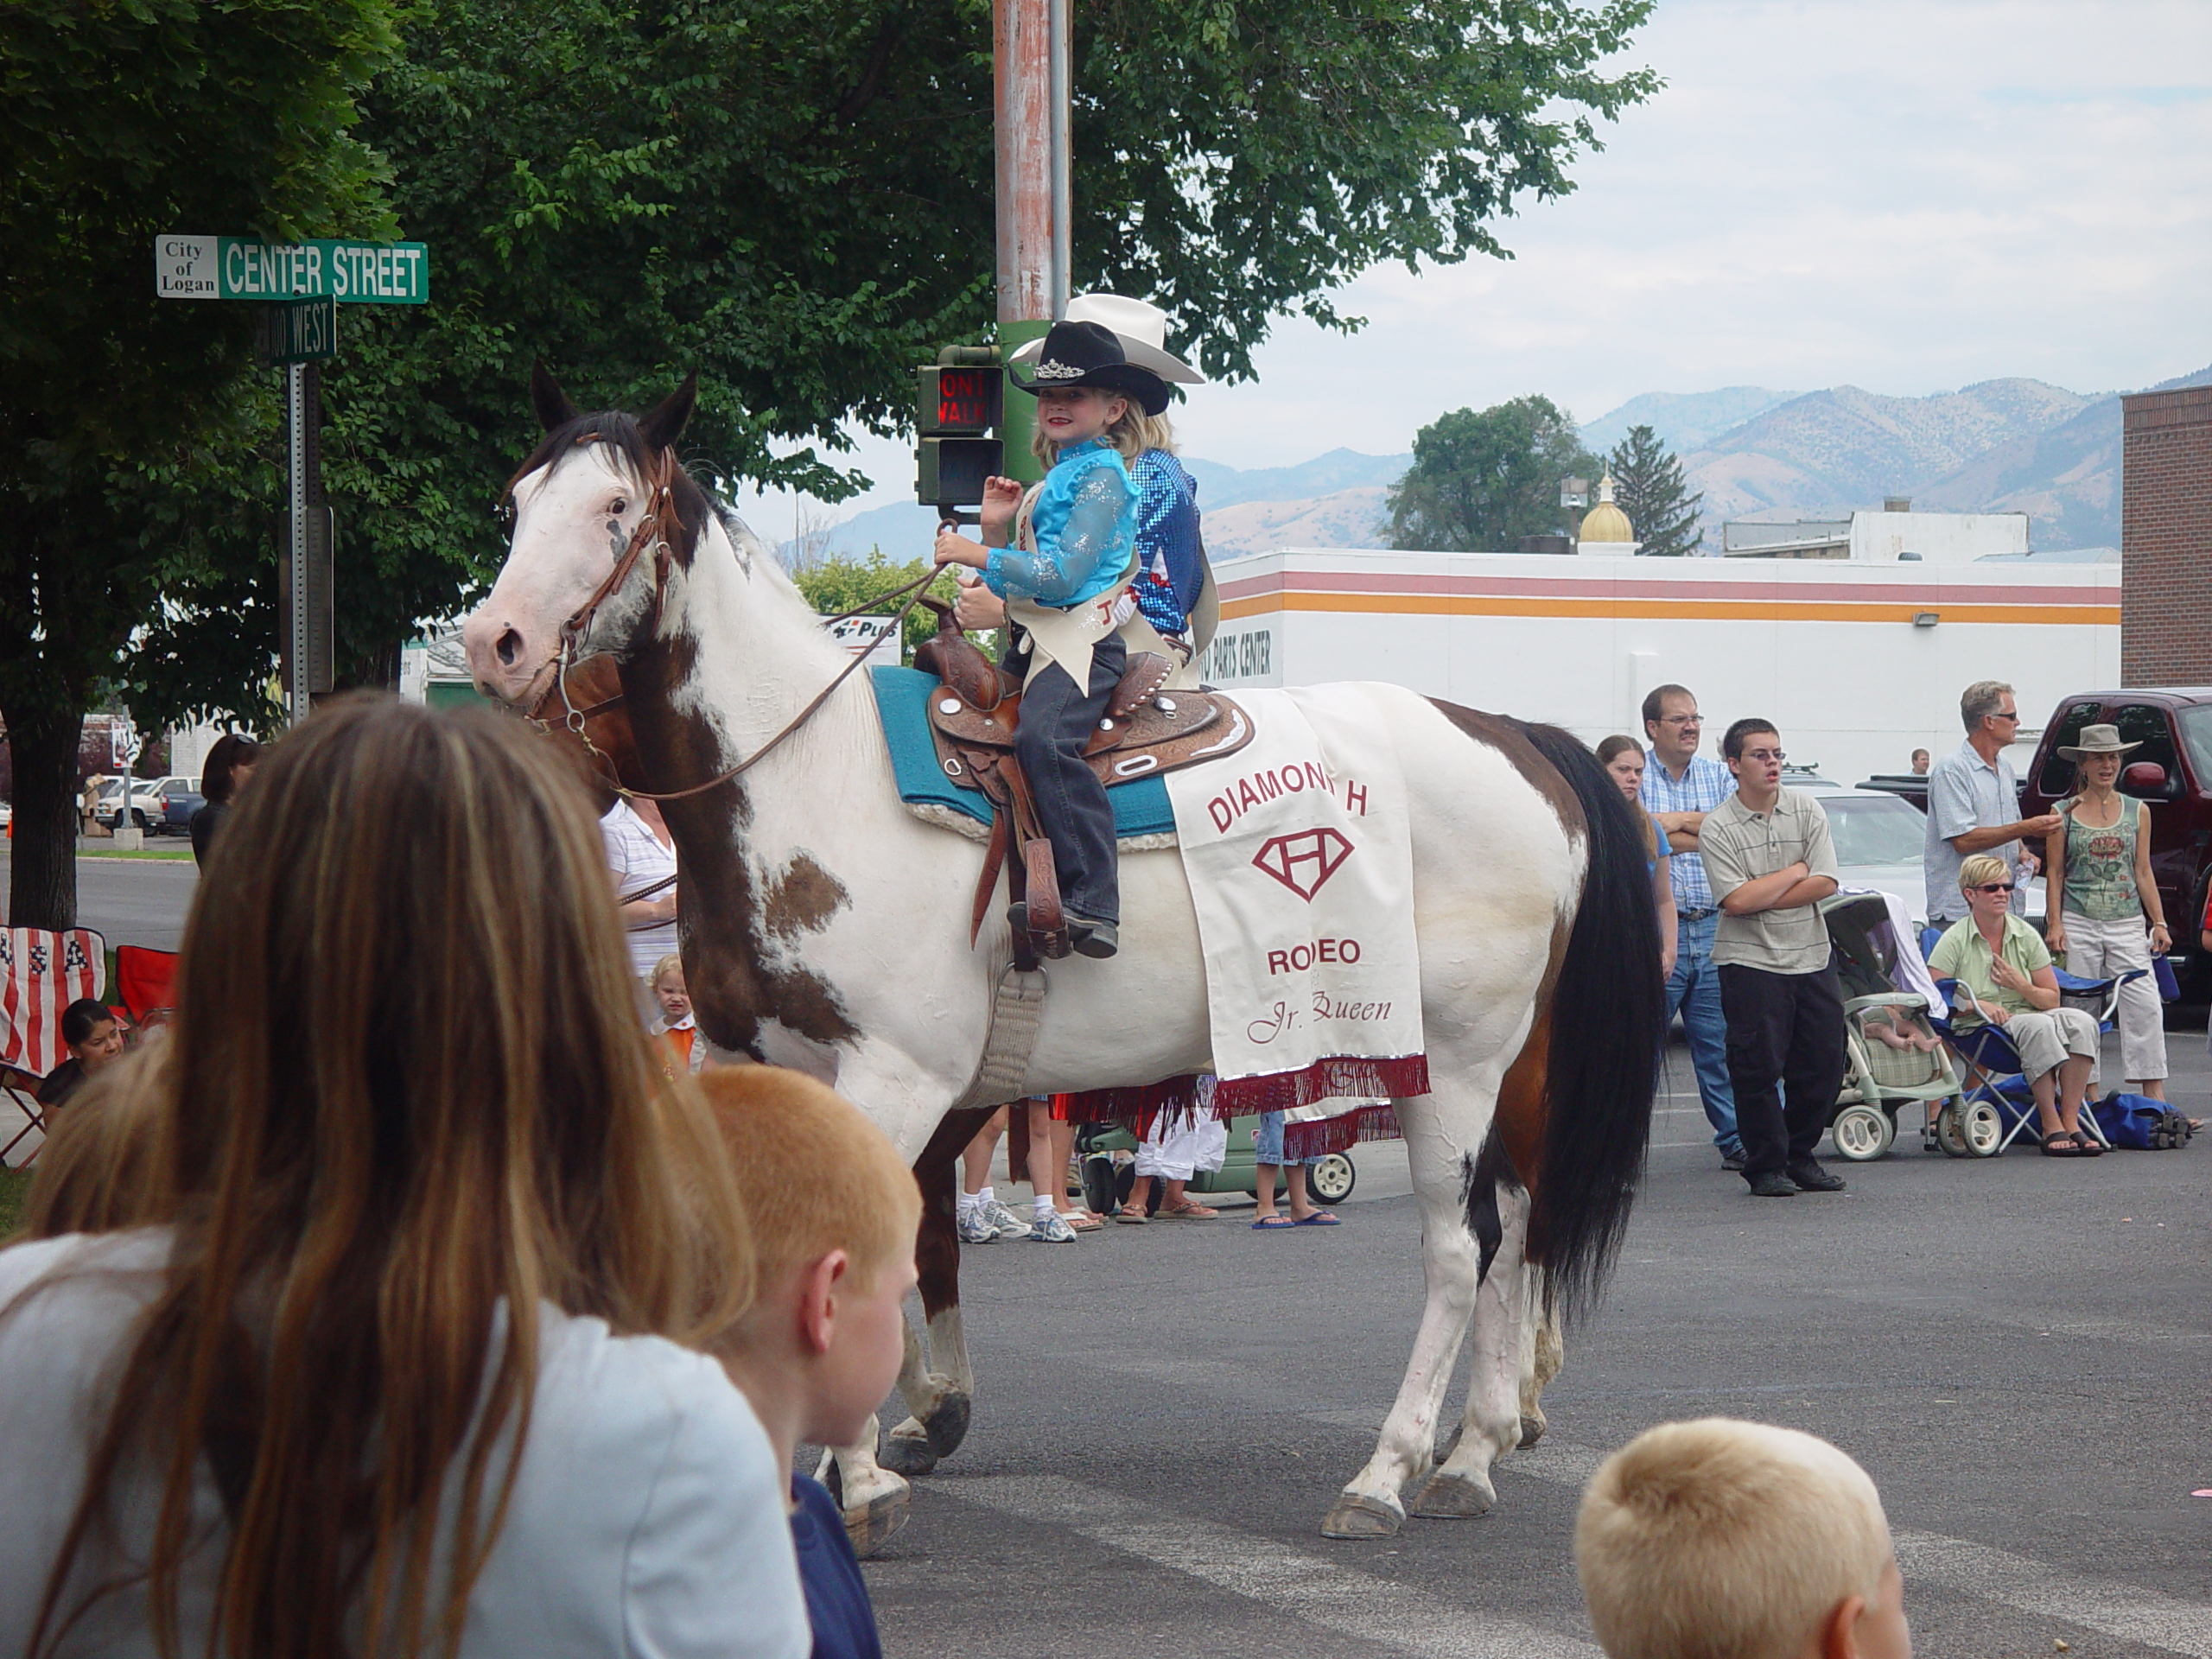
[912, 601, 1251, 963]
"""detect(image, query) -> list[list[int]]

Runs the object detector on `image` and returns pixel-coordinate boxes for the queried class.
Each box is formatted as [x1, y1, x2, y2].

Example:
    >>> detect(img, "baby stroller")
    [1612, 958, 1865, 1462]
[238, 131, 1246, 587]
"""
[1819, 893, 1966, 1160]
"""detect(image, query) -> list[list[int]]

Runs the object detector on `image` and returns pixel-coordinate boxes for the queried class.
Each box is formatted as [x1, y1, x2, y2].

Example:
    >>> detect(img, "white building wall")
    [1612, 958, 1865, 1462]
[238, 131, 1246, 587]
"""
[1207, 550, 2120, 788]
[1847, 510, 2030, 563]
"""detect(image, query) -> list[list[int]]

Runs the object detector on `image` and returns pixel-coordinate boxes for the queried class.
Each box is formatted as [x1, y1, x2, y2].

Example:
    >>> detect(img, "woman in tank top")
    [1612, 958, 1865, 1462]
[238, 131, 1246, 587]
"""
[2044, 723, 2170, 1100]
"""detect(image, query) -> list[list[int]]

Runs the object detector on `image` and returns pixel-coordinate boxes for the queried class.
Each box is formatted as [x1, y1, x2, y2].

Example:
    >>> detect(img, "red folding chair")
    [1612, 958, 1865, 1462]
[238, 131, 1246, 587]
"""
[117, 944, 181, 1024]
[1, 926, 109, 1166]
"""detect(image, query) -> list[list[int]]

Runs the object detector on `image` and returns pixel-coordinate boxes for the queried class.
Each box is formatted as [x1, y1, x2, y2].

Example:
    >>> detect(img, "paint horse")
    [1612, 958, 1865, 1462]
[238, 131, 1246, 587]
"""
[462, 372, 1666, 1542]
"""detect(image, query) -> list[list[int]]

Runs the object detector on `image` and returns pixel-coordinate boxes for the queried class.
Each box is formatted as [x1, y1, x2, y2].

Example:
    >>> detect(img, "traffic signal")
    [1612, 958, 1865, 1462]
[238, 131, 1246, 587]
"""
[915, 353, 1004, 517]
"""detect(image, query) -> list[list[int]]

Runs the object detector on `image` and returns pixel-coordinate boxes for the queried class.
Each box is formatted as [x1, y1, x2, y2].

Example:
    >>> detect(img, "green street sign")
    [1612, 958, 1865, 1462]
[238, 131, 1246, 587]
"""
[156, 235, 429, 304]
[255, 297, 336, 366]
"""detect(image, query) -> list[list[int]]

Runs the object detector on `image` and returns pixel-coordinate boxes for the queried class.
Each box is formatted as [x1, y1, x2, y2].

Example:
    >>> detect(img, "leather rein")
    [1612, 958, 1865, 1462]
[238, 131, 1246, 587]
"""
[529, 435, 940, 806]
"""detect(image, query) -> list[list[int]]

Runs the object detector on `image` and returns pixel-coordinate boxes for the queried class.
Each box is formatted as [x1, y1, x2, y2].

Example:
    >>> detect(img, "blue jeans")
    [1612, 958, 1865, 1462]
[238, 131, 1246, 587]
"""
[1255, 1110, 1319, 1166]
[1665, 911, 1741, 1154]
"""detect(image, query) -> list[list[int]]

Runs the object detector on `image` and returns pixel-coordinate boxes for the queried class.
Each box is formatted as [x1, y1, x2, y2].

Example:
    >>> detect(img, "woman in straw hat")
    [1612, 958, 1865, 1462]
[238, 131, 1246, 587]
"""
[2043, 722, 2171, 1100]
[0, 697, 803, 1659]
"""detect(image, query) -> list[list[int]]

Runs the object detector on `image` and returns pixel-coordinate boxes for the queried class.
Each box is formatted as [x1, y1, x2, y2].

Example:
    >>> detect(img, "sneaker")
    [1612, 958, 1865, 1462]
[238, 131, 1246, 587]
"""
[957, 1206, 998, 1244]
[1786, 1159, 1846, 1192]
[1745, 1171, 1797, 1198]
[1029, 1209, 1078, 1243]
[1719, 1147, 1747, 1172]
[982, 1198, 1033, 1240]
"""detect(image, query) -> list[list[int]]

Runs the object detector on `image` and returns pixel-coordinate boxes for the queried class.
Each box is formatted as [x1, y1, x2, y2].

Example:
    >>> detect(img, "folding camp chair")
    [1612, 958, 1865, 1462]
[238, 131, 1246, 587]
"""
[0, 926, 109, 1166]
[117, 944, 181, 1024]
[1928, 967, 2142, 1156]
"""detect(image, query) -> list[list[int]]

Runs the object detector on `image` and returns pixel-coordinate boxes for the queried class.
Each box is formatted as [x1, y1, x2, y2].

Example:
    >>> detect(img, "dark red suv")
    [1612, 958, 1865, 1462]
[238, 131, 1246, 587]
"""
[2018, 689, 2212, 999]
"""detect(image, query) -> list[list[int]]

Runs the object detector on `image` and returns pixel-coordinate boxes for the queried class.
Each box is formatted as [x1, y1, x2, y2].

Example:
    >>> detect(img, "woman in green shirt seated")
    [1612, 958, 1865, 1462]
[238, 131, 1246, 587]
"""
[1926, 854, 2105, 1157]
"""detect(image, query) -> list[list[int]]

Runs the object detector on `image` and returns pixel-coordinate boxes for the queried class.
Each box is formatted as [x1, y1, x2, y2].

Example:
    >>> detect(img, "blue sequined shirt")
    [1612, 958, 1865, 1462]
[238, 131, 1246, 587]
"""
[1129, 448, 1204, 635]
[983, 440, 1136, 609]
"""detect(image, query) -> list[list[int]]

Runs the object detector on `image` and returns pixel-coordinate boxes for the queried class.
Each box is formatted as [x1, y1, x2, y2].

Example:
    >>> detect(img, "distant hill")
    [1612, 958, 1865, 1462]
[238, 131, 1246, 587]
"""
[1204, 487, 1392, 560]
[782, 448, 1409, 565]
[1580, 387, 1801, 455]
[1681, 365, 2212, 550]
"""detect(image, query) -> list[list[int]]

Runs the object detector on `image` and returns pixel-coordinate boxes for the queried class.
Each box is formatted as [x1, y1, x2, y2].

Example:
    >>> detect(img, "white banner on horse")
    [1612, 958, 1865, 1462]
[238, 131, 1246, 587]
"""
[1166, 688, 1427, 1111]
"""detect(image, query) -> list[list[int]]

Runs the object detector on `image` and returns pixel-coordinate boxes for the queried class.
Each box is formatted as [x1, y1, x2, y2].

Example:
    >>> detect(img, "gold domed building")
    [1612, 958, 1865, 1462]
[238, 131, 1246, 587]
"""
[1576, 471, 1639, 555]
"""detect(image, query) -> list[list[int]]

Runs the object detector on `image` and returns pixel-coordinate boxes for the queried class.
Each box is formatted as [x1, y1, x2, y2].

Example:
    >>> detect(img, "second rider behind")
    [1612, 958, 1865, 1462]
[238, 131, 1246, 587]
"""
[934, 319, 1168, 959]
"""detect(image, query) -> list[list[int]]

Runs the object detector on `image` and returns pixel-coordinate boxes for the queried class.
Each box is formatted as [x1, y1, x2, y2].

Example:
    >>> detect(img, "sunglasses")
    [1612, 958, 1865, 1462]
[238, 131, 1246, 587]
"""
[1972, 881, 2016, 894]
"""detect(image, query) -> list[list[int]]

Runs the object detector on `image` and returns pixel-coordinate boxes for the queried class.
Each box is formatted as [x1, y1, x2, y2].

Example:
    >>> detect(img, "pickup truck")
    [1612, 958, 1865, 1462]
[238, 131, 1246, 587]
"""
[156, 777, 207, 835]
[2017, 689, 2212, 999]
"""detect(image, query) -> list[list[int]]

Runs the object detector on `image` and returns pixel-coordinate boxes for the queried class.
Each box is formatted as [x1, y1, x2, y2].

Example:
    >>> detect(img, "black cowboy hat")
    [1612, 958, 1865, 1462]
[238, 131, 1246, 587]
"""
[1006, 319, 1173, 416]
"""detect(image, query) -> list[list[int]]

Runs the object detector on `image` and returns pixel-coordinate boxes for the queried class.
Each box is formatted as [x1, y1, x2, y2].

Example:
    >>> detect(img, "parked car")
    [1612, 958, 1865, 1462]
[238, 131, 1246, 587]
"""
[154, 777, 206, 835]
[2018, 688, 2212, 998]
[1808, 783, 2044, 930]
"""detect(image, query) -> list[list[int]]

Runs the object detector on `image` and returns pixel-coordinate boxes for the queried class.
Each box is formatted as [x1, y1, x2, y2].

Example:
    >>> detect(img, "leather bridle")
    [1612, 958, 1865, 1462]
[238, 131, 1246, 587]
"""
[525, 436, 941, 805]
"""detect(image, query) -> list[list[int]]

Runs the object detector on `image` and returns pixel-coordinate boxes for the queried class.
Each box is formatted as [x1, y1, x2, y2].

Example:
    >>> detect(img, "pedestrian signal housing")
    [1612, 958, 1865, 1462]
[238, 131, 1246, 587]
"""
[916, 357, 1004, 514]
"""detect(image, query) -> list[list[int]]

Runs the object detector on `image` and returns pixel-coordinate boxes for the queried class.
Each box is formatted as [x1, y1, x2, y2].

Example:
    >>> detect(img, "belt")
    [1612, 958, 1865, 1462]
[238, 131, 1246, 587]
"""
[1678, 907, 1718, 922]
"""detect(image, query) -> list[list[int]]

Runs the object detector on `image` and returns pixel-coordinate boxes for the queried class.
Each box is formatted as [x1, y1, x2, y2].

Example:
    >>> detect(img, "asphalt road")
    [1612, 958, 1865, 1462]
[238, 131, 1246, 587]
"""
[866, 1028, 2212, 1659]
[0, 849, 200, 950]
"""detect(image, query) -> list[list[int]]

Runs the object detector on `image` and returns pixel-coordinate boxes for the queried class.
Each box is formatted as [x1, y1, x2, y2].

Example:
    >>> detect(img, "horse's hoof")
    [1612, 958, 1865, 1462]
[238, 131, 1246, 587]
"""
[1517, 1412, 1548, 1450]
[922, 1388, 971, 1459]
[1409, 1468, 1497, 1518]
[878, 1427, 938, 1478]
[843, 1487, 912, 1558]
[1320, 1493, 1405, 1539]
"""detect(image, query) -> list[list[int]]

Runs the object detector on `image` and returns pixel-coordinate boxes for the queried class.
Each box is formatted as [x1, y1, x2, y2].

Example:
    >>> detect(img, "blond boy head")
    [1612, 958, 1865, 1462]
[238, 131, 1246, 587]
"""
[1576, 1420, 1909, 1659]
[698, 1065, 920, 1299]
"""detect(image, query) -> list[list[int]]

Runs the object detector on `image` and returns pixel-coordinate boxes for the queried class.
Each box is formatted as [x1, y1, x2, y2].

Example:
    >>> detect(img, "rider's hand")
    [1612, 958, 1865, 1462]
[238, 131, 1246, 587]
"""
[954, 573, 1007, 632]
[977, 475, 1025, 538]
[933, 528, 991, 570]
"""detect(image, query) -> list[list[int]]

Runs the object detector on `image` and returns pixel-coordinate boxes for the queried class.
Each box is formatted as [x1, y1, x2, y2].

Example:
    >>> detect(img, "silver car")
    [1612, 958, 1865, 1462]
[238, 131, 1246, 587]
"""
[1808, 785, 2044, 931]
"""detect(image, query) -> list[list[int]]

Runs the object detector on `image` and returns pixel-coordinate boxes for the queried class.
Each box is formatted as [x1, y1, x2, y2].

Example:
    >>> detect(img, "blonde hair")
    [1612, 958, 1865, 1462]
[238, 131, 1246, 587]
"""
[1575, 1419, 1893, 1659]
[1957, 853, 2011, 893]
[699, 1066, 920, 1300]
[1027, 387, 1158, 467]
[21, 696, 752, 1659]
[650, 952, 684, 988]
[22, 1052, 174, 1237]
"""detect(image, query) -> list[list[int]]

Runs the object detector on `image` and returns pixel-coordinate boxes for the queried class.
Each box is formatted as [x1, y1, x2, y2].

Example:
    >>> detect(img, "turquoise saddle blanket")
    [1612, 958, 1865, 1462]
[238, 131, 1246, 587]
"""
[868, 665, 1175, 838]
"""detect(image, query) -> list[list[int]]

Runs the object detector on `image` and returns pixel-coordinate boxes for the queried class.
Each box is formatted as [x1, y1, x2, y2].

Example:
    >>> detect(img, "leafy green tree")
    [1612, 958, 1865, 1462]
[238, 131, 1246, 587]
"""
[788, 550, 969, 662]
[1607, 423, 1703, 556]
[1386, 396, 1599, 551]
[1, 0, 399, 927]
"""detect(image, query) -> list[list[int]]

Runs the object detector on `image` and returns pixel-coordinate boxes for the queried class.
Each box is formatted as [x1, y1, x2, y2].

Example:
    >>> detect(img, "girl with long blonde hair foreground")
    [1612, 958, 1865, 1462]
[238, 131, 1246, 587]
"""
[0, 697, 804, 1659]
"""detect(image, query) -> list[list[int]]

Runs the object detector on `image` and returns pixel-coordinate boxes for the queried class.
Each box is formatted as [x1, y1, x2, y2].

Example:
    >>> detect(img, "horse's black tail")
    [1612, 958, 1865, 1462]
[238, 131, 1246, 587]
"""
[1503, 719, 1666, 1323]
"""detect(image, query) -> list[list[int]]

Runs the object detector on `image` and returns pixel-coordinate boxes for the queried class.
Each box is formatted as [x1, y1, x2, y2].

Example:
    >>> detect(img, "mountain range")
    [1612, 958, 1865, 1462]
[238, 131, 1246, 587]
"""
[788, 362, 2212, 563]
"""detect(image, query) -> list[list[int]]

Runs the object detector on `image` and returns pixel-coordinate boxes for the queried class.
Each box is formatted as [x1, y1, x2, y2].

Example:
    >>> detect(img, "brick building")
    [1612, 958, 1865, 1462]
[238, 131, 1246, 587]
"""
[2121, 385, 2212, 683]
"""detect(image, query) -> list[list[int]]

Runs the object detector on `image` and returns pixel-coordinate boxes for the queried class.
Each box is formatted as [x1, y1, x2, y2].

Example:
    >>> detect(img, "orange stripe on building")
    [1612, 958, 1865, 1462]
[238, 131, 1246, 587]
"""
[1217, 591, 2120, 626]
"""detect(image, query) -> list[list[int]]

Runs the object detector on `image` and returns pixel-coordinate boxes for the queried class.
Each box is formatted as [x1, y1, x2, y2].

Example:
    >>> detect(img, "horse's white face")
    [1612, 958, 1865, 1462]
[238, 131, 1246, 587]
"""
[462, 446, 655, 707]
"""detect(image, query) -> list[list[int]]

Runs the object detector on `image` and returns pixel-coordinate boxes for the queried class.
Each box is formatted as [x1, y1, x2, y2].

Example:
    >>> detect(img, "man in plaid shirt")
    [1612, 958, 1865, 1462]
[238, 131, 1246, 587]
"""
[1639, 684, 1745, 1169]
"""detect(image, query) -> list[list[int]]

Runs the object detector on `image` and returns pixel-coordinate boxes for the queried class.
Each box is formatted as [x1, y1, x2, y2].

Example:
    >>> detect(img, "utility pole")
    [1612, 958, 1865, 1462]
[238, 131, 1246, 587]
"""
[994, 0, 1071, 480]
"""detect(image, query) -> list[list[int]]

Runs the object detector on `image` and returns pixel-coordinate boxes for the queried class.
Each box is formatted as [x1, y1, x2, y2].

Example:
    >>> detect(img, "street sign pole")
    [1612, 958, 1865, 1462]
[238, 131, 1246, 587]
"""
[285, 362, 310, 726]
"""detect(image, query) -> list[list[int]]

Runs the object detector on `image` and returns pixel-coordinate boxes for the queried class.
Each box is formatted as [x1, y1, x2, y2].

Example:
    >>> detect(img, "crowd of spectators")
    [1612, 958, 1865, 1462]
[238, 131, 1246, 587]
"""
[1618, 677, 2183, 1194]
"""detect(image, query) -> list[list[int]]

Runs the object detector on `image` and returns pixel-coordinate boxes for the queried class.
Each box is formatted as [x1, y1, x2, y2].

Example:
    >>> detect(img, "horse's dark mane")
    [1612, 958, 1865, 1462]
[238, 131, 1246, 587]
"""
[508, 409, 714, 565]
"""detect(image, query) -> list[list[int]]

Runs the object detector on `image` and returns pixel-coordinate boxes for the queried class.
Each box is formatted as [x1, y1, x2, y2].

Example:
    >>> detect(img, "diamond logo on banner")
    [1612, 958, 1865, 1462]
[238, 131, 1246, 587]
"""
[1250, 828, 1355, 902]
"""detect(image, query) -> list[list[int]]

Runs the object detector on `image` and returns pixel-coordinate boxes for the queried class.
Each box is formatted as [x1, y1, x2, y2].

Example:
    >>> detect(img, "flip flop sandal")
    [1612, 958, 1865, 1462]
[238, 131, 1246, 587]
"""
[1158, 1200, 1220, 1219]
[1293, 1212, 1341, 1226]
[2069, 1131, 2105, 1157]
[1063, 1211, 1104, 1231]
[2040, 1132, 2083, 1157]
[1113, 1207, 1148, 1224]
[1251, 1215, 1296, 1230]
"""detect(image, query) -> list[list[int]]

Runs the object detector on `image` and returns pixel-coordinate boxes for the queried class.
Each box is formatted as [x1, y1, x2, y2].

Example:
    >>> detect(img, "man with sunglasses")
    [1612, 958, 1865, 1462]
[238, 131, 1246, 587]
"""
[1923, 681, 2063, 927]
[1638, 683, 1745, 1171]
[1700, 719, 1847, 1198]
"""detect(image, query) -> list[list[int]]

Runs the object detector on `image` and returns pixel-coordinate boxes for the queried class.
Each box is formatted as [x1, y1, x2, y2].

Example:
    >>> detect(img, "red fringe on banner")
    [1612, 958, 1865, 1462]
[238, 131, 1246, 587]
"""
[1052, 1056, 1427, 1152]
[1282, 1102, 1404, 1162]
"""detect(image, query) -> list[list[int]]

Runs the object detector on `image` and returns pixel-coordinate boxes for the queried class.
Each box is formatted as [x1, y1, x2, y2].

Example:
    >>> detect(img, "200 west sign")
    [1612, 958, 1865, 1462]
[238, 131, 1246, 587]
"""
[156, 237, 429, 303]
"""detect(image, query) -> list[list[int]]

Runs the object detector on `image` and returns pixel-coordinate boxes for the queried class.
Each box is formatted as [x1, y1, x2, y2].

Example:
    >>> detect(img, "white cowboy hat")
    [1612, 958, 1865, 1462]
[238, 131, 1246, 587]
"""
[1007, 293, 1205, 385]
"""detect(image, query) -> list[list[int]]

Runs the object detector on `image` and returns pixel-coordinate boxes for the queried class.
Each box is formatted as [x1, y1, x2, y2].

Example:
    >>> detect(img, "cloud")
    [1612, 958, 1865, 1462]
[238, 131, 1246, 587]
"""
[742, 0, 2209, 527]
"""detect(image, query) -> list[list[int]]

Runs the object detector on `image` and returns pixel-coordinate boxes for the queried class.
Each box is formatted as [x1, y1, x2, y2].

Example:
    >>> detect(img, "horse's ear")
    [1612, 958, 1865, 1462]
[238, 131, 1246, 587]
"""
[531, 362, 582, 431]
[638, 373, 698, 453]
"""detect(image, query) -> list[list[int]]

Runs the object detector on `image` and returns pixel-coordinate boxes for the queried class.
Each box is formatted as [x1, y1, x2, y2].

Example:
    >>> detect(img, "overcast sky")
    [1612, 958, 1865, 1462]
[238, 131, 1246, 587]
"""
[751, 0, 2211, 524]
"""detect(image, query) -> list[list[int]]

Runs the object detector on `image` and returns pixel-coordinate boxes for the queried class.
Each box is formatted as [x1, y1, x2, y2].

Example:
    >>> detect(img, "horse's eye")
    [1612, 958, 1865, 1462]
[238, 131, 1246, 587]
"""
[611, 497, 628, 516]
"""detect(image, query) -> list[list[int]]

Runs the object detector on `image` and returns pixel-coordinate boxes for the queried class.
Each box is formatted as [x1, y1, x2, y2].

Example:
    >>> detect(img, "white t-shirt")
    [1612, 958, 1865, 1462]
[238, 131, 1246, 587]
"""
[0, 1230, 808, 1659]
[601, 800, 680, 979]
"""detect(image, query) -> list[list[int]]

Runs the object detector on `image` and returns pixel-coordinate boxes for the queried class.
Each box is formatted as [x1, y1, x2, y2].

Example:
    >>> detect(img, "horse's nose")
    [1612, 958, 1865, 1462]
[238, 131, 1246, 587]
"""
[495, 626, 524, 668]
[461, 609, 537, 704]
